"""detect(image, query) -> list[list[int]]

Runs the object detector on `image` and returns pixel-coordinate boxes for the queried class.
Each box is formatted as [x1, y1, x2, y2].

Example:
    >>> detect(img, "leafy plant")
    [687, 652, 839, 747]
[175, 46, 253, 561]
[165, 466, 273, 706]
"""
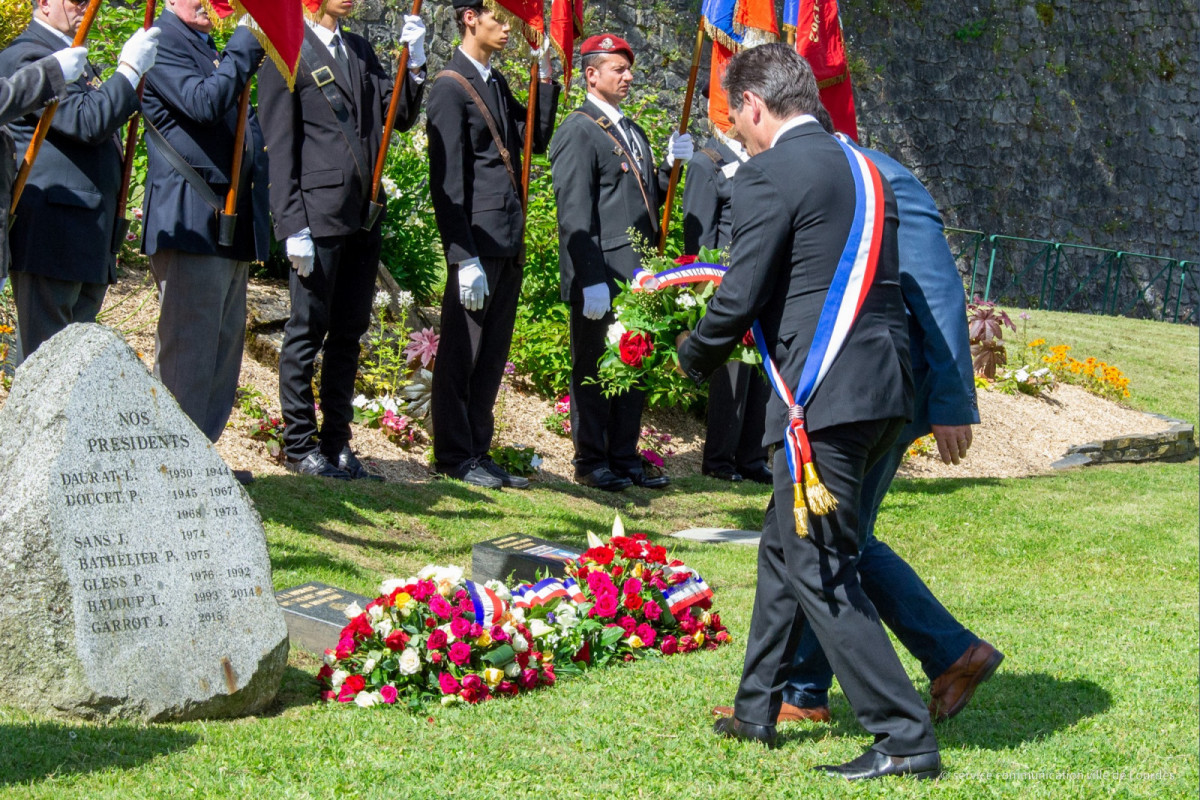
[236, 386, 285, 461]
[967, 298, 1015, 379]
[542, 394, 571, 437]
[358, 291, 412, 399]
[488, 444, 542, 477]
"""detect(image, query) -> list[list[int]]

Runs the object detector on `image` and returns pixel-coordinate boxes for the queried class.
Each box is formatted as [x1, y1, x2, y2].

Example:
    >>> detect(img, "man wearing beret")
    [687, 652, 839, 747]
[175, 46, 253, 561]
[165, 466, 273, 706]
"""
[550, 33, 693, 492]
[426, 0, 560, 489]
[257, 0, 427, 479]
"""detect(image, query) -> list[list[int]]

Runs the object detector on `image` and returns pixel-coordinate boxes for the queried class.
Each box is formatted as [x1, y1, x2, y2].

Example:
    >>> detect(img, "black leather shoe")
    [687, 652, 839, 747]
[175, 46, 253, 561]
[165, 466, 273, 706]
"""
[285, 452, 351, 480]
[479, 456, 530, 489]
[439, 459, 503, 489]
[703, 468, 743, 482]
[618, 468, 670, 489]
[328, 446, 384, 481]
[814, 748, 941, 781]
[232, 469, 254, 486]
[712, 716, 777, 748]
[575, 467, 632, 492]
[741, 465, 774, 485]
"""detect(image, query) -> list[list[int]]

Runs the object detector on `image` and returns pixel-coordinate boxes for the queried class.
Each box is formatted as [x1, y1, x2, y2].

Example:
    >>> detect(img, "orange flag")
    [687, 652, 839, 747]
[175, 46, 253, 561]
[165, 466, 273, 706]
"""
[549, 0, 583, 85]
[791, 0, 858, 140]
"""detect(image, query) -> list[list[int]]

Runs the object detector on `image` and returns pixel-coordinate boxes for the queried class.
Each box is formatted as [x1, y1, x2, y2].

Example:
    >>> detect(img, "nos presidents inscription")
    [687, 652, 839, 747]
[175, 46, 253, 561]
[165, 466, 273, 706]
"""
[56, 407, 265, 648]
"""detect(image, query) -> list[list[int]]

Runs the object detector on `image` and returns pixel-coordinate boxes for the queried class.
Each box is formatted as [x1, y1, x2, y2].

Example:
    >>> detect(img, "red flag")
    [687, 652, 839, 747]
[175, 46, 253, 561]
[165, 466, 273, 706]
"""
[707, 39, 734, 134]
[487, 0, 545, 49]
[792, 0, 858, 140]
[203, 0, 305, 89]
[549, 0, 583, 85]
[734, 0, 778, 46]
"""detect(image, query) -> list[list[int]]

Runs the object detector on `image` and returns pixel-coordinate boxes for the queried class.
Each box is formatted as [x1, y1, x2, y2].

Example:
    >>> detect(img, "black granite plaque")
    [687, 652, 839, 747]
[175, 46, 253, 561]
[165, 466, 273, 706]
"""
[471, 534, 583, 585]
[275, 582, 371, 656]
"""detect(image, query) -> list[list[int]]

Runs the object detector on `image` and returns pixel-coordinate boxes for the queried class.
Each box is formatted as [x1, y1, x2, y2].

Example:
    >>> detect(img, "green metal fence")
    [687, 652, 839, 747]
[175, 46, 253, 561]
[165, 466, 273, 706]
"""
[944, 228, 1197, 325]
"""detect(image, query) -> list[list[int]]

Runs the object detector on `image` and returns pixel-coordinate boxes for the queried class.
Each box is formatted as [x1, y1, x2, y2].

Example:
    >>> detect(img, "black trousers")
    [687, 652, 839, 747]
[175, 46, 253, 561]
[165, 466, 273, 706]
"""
[10, 271, 107, 364]
[568, 304, 644, 475]
[279, 228, 381, 461]
[702, 360, 770, 474]
[431, 256, 522, 471]
[734, 418, 938, 757]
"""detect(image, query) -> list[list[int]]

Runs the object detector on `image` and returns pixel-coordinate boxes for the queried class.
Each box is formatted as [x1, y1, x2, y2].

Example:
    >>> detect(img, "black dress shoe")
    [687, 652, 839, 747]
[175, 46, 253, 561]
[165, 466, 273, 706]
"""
[740, 465, 774, 485]
[814, 748, 941, 781]
[618, 468, 670, 489]
[712, 716, 777, 748]
[232, 469, 254, 486]
[285, 452, 351, 480]
[575, 467, 632, 492]
[439, 459, 503, 489]
[328, 446, 384, 481]
[703, 468, 743, 482]
[479, 456, 530, 489]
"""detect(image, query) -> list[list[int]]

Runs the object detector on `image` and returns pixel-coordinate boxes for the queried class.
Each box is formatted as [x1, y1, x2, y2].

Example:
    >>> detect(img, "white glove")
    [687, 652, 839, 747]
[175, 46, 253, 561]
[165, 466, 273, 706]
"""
[458, 258, 489, 311]
[119, 27, 160, 79]
[287, 229, 315, 279]
[667, 131, 694, 166]
[52, 46, 87, 83]
[581, 283, 610, 320]
[401, 15, 426, 68]
[533, 41, 551, 80]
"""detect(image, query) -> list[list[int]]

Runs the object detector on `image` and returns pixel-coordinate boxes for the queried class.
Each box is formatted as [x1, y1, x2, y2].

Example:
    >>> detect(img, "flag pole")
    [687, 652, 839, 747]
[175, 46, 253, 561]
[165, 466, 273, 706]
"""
[10, 0, 105, 215]
[520, 56, 538, 213]
[363, 0, 423, 231]
[657, 24, 705, 255]
[217, 82, 252, 247]
[111, 0, 158, 253]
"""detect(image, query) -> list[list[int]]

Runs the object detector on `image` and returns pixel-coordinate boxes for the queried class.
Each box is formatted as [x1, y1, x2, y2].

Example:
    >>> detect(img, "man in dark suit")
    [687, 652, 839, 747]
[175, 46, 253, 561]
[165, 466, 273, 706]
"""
[677, 44, 940, 779]
[258, 0, 426, 480]
[681, 122, 771, 486]
[777, 111, 1001, 724]
[1, 44, 88, 294]
[550, 33, 693, 492]
[426, 0, 560, 490]
[140, 2, 268, 482]
[0, 0, 158, 362]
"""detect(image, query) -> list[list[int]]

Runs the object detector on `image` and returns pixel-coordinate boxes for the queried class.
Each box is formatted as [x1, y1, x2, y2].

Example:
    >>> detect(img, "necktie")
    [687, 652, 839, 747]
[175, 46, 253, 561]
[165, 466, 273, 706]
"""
[489, 75, 508, 146]
[619, 117, 643, 173]
[332, 34, 348, 69]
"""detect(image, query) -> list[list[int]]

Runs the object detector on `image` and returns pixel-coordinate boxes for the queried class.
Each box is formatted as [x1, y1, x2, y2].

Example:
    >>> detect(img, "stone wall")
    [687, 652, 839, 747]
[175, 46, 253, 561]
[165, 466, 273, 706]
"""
[351, 0, 1198, 319]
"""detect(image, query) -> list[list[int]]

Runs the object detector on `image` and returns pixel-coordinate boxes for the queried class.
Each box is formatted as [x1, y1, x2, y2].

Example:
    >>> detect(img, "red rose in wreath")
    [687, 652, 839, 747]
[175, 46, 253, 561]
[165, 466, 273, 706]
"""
[618, 331, 654, 368]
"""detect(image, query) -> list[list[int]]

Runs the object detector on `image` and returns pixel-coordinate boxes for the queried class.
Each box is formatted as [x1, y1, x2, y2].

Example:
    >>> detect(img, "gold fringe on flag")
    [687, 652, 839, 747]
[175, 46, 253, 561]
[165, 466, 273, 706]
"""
[199, 0, 302, 90]
[702, 18, 740, 52]
[482, 0, 544, 51]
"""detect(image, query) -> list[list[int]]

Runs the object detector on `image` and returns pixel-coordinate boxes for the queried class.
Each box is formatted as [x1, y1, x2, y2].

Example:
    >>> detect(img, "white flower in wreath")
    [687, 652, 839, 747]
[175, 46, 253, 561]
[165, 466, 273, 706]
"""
[343, 601, 364, 620]
[418, 565, 464, 594]
[354, 691, 380, 708]
[677, 292, 698, 308]
[362, 658, 377, 674]
[554, 605, 578, 627]
[605, 319, 628, 345]
[440, 694, 459, 707]
[510, 606, 526, 623]
[323, 649, 337, 666]
[511, 632, 529, 653]
[330, 669, 348, 690]
[438, 622, 455, 643]
[398, 648, 422, 675]
[367, 604, 384, 623]
[527, 619, 553, 639]
[379, 578, 406, 596]
[484, 579, 512, 602]
[377, 617, 394, 637]
[504, 662, 521, 679]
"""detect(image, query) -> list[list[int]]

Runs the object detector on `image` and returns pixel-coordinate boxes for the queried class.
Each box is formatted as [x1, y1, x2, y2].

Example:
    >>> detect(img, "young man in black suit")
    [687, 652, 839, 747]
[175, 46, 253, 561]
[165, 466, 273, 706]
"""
[258, 0, 426, 480]
[141, 2, 268, 483]
[549, 33, 692, 492]
[677, 44, 940, 779]
[0, 0, 158, 361]
[426, 0, 560, 489]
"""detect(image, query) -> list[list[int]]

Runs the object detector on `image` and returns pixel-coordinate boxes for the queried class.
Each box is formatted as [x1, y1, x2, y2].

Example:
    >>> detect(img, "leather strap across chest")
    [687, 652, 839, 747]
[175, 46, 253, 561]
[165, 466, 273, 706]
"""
[435, 69, 520, 198]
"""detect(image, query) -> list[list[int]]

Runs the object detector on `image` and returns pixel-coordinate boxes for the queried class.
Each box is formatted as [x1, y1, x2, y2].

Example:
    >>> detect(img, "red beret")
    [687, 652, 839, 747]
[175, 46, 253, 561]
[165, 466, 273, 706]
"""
[580, 34, 634, 65]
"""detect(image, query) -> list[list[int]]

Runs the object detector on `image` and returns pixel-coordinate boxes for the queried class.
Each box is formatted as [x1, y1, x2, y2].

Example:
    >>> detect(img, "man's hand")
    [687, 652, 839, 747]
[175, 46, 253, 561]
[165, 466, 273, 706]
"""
[401, 15, 427, 69]
[533, 40, 552, 80]
[581, 283, 610, 320]
[118, 27, 160, 79]
[673, 330, 690, 378]
[667, 131, 694, 166]
[52, 46, 87, 83]
[930, 424, 973, 465]
[286, 230, 315, 278]
[458, 258, 489, 311]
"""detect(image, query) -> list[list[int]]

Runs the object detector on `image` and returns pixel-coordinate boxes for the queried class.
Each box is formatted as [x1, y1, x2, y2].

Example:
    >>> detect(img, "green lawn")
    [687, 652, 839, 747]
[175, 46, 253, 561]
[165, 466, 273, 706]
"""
[1, 313, 1196, 798]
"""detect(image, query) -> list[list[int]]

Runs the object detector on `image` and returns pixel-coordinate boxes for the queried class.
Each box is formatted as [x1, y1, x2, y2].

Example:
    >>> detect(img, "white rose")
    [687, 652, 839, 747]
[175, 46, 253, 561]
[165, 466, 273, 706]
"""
[511, 633, 529, 653]
[605, 319, 627, 345]
[342, 601, 364, 620]
[354, 691, 379, 707]
[367, 604, 384, 622]
[504, 661, 521, 678]
[484, 580, 512, 601]
[440, 694, 459, 707]
[528, 619, 552, 639]
[379, 578, 406, 596]
[438, 622, 455, 643]
[398, 648, 421, 675]
[376, 617, 393, 637]
[501, 622, 517, 638]
[330, 669, 348, 690]
[510, 607, 526, 623]
[555, 606, 578, 625]
[323, 649, 337, 666]
[417, 565, 438, 580]
[362, 658, 377, 674]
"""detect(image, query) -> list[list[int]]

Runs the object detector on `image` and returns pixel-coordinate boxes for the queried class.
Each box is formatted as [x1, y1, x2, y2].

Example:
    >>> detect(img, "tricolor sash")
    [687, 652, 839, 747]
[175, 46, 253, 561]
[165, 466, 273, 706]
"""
[466, 580, 509, 626]
[752, 136, 887, 533]
[659, 565, 714, 615]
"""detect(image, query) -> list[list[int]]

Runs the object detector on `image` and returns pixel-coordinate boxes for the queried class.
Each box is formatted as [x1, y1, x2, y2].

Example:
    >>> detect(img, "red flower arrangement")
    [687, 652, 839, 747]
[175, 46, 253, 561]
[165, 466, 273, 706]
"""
[618, 331, 654, 368]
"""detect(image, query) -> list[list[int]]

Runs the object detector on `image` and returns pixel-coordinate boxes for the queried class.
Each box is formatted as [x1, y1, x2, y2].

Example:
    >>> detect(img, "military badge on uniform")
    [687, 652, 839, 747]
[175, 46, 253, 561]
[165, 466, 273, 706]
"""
[600, 36, 614, 50]
[621, 162, 629, 172]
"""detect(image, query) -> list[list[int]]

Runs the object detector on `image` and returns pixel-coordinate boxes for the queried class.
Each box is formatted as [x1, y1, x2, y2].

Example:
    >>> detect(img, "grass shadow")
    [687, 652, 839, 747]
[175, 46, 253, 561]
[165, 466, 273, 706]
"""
[257, 665, 322, 717]
[0, 721, 198, 786]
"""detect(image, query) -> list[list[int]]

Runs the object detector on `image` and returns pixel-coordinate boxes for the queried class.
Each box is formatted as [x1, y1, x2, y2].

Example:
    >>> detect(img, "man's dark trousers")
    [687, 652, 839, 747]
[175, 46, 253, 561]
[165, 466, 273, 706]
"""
[568, 306, 645, 476]
[431, 255, 522, 469]
[735, 418, 937, 757]
[279, 227, 381, 461]
[702, 360, 770, 475]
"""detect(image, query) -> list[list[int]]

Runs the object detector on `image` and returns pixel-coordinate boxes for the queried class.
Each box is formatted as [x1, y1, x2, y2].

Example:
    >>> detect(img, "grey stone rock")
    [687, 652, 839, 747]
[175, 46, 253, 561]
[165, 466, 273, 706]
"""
[1052, 453, 1094, 469]
[0, 324, 288, 722]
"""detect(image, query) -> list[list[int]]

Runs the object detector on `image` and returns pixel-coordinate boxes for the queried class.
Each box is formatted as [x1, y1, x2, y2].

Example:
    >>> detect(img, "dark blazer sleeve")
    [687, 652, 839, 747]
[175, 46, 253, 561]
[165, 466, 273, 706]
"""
[550, 115, 607, 292]
[681, 152, 721, 254]
[0, 55, 64, 126]
[426, 75, 477, 265]
[507, 77, 561, 155]
[367, 43, 425, 134]
[678, 158, 790, 382]
[258, 59, 307, 239]
[43, 66, 137, 146]
[144, 25, 263, 127]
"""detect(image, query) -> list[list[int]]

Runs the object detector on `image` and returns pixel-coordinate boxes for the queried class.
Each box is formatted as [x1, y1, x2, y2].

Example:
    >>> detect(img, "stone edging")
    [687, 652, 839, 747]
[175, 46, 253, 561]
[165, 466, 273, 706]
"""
[1052, 413, 1197, 469]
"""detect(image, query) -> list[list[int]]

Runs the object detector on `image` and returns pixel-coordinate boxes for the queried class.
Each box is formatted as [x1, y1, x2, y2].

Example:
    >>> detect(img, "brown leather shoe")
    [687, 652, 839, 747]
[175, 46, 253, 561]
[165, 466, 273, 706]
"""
[928, 640, 1004, 722]
[712, 702, 831, 724]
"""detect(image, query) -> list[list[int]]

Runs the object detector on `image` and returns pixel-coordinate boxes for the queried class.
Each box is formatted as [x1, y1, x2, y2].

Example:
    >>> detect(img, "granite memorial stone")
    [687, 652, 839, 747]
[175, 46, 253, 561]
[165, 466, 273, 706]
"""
[0, 324, 288, 721]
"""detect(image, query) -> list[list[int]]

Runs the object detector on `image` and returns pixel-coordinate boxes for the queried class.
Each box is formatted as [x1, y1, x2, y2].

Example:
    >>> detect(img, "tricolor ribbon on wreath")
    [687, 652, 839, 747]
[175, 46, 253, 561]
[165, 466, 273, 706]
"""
[510, 577, 587, 609]
[466, 580, 510, 625]
[660, 565, 714, 615]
